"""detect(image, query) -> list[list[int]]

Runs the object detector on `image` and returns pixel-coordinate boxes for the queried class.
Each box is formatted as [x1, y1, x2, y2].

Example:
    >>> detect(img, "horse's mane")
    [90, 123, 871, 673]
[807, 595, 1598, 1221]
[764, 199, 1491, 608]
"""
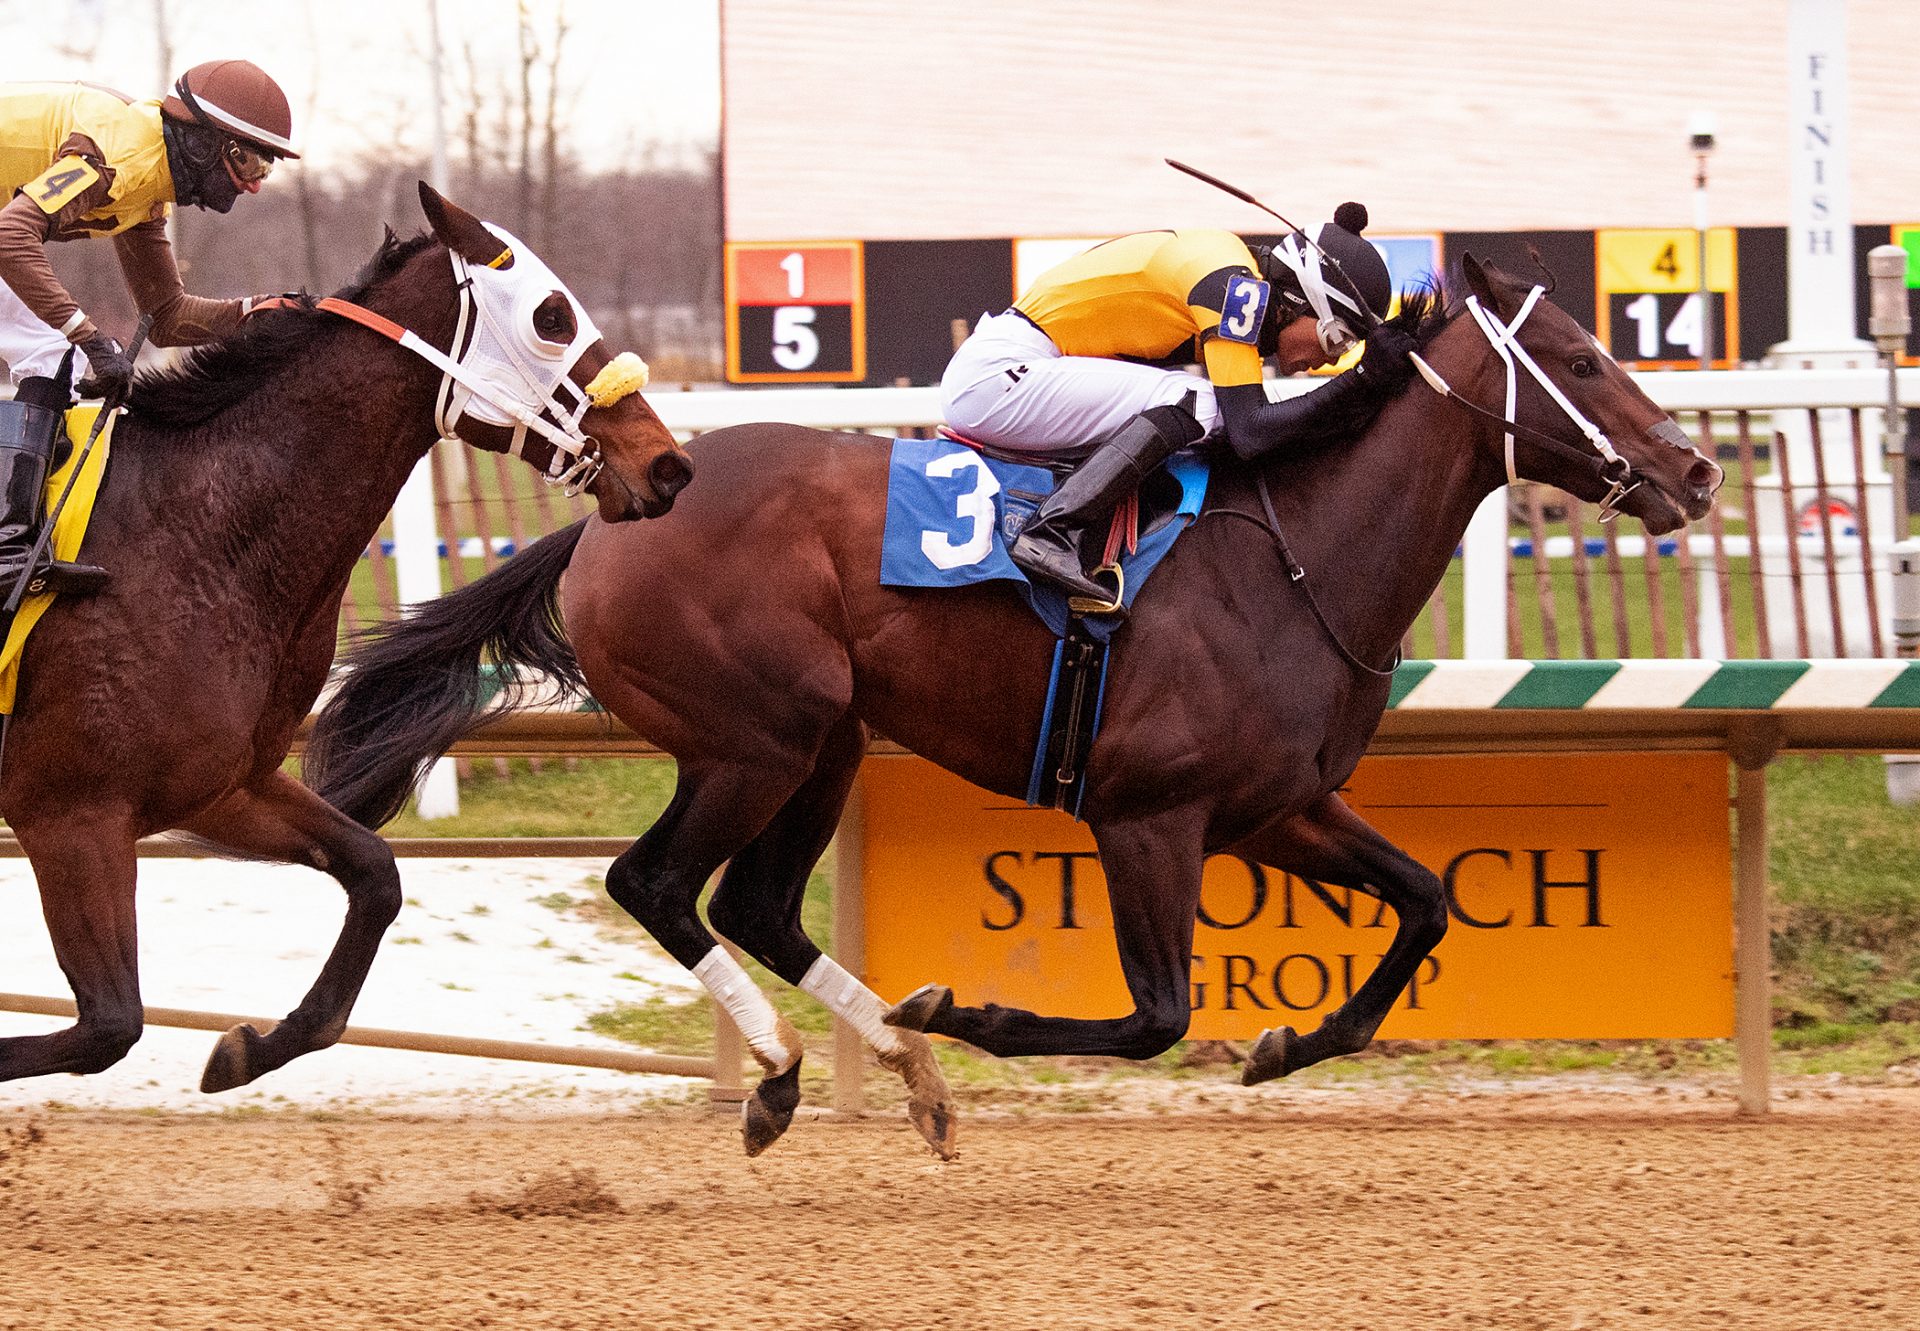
[128, 230, 441, 427]
[1389, 278, 1449, 346]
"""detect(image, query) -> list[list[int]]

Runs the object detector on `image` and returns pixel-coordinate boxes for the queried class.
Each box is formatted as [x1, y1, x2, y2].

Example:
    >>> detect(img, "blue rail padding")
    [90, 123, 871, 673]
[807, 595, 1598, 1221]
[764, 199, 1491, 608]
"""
[369, 536, 521, 559]
[1508, 536, 1682, 558]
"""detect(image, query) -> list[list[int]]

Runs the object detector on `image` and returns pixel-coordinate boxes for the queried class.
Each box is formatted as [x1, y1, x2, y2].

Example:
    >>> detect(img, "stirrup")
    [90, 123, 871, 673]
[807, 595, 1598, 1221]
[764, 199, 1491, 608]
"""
[1066, 563, 1125, 617]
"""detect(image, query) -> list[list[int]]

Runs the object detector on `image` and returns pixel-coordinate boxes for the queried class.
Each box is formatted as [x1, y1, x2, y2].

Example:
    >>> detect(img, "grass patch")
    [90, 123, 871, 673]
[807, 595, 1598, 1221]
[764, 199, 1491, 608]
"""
[376, 756, 678, 839]
[1768, 756, 1920, 1031]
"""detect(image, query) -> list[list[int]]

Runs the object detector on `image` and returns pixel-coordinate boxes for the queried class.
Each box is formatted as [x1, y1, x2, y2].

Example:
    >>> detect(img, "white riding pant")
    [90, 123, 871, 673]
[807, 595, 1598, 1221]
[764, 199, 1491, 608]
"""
[940, 310, 1223, 454]
[0, 280, 74, 384]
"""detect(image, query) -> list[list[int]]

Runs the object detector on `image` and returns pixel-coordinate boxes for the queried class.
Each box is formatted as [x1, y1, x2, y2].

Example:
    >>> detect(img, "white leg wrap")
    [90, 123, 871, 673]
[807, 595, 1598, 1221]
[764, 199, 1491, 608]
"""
[800, 954, 903, 1054]
[691, 946, 791, 1067]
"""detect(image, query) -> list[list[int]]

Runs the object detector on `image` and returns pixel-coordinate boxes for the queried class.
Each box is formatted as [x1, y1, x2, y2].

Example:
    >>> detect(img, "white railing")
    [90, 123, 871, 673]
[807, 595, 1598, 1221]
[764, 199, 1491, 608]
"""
[647, 366, 1920, 661]
[646, 366, 1920, 435]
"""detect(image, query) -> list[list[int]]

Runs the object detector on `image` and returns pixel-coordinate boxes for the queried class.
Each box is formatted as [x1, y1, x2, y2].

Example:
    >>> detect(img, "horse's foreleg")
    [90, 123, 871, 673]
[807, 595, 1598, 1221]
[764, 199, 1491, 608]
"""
[707, 716, 957, 1160]
[1228, 792, 1449, 1084]
[180, 770, 402, 1092]
[604, 764, 817, 1157]
[888, 809, 1206, 1060]
[0, 816, 143, 1080]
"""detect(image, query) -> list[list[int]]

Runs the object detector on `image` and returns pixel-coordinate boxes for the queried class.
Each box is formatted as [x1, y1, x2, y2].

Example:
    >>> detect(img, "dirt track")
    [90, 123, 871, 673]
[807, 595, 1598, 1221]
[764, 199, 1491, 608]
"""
[2, 1090, 1916, 1330]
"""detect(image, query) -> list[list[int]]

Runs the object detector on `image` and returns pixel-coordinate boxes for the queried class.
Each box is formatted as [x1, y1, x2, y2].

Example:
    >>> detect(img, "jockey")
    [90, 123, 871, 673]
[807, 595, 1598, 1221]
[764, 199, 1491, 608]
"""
[0, 60, 298, 598]
[940, 204, 1416, 610]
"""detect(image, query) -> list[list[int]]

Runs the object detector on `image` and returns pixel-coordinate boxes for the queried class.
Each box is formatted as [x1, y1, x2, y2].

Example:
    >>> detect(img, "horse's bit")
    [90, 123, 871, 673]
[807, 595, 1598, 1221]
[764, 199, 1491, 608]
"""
[310, 221, 648, 496]
[1406, 285, 1694, 523]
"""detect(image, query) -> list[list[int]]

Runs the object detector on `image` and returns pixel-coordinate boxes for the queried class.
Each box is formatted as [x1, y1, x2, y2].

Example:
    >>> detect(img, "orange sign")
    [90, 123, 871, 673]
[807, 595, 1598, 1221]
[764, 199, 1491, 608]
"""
[724, 240, 866, 383]
[859, 752, 1733, 1040]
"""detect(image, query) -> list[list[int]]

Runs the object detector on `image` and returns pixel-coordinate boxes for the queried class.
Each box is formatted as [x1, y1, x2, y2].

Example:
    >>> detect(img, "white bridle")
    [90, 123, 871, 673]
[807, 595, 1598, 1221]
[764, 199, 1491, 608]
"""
[1409, 284, 1641, 522]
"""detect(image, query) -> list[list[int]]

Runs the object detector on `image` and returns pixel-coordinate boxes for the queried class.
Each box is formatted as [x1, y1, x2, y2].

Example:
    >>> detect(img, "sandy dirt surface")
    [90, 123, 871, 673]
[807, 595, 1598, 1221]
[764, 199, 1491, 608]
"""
[0, 856, 703, 1114]
[1, 1089, 1916, 1330]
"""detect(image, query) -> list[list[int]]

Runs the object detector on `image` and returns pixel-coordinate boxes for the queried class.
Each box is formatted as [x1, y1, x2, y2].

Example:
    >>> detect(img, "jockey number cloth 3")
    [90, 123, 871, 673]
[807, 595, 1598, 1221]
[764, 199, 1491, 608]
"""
[878, 435, 1207, 639]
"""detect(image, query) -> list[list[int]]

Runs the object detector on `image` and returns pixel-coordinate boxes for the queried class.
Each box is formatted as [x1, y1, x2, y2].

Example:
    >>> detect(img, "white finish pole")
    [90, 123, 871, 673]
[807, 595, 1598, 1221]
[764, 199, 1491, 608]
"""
[401, 0, 459, 820]
[1462, 491, 1508, 659]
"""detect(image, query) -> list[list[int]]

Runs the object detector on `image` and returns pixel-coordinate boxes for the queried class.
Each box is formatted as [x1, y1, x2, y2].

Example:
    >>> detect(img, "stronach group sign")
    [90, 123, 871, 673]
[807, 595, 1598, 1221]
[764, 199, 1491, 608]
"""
[860, 751, 1734, 1041]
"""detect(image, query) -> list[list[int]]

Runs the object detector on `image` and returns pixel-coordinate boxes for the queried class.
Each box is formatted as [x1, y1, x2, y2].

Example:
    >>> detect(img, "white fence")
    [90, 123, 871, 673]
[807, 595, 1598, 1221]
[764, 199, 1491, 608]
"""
[640, 366, 1920, 661]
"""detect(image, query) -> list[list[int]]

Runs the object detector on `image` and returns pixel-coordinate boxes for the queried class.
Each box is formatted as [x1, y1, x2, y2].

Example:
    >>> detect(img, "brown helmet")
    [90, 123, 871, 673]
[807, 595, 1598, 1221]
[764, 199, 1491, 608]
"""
[161, 59, 299, 159]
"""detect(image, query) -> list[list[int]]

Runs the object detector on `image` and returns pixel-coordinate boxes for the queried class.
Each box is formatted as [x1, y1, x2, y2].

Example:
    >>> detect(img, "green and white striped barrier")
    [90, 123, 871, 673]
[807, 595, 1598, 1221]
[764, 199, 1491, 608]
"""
[1387, 659, 1920, 711]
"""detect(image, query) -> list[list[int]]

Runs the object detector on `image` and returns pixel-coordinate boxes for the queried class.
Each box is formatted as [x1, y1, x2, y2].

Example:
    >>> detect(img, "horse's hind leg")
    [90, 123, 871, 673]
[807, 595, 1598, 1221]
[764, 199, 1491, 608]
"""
[0, 815, 144, 1080]
[1227, 792, 1449, 1084]
[180, 770, 402, 1091]
[602, 761, 818, 1157]
[707, 716, 957, 1160]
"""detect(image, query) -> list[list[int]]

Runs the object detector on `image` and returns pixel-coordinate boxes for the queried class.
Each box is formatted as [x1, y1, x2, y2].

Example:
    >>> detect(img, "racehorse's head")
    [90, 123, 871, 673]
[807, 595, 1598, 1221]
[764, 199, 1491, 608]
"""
[1417, 255, 1720, 536]
[417, 184, 693, 520]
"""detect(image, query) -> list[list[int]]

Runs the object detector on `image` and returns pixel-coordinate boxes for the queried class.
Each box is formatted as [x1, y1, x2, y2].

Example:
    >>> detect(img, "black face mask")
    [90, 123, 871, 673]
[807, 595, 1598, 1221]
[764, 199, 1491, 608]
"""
[161, 117, 241, 214]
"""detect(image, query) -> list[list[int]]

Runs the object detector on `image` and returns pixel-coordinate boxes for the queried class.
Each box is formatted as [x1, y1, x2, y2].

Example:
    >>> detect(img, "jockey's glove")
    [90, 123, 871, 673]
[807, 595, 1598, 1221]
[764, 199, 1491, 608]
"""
[74, 331, 134, 402]
[1353, 323, 1418, 394]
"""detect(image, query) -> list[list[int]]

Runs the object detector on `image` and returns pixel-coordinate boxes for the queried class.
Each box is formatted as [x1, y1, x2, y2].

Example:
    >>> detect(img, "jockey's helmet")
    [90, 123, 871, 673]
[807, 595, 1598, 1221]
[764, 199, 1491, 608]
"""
[1258, 202, 1393, 349]
[161, 60, 300, 162]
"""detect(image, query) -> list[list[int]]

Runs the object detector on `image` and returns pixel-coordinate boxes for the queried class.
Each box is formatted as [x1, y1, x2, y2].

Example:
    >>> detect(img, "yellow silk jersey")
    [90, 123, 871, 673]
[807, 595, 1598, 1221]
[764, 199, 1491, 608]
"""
[1013, 229, 1269, 389]
[0, 83, 173, 237]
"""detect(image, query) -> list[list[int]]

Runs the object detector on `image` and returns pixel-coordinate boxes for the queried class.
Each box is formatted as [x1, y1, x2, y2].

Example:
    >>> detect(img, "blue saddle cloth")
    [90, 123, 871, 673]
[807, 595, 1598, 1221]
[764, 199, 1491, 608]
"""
[879, 436, 1209, 641]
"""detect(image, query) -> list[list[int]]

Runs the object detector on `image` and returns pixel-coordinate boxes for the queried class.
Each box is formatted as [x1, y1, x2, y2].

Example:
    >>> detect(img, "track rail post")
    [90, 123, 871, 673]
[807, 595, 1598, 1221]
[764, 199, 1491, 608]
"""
[1729, 719, 1779, 1115]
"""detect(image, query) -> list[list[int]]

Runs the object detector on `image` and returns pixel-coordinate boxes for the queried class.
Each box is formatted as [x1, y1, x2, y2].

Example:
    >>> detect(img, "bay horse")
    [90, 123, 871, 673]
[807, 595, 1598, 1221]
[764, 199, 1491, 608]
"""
[0, 183, 692, 1095]
[307, 255, 1719, 1158]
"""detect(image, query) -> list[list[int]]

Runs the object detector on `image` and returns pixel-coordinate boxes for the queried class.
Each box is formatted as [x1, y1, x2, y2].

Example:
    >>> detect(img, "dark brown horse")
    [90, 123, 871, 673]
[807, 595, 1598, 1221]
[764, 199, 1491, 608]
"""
[307, 256, 1718, 1157]
[0, 184, 692, 1094]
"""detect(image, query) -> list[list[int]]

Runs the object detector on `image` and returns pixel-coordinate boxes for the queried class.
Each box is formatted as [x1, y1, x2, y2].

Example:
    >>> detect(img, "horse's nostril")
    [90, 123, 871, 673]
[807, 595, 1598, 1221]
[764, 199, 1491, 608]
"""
[650, 450, 694, 500]
[1686, 459, 1722, 493]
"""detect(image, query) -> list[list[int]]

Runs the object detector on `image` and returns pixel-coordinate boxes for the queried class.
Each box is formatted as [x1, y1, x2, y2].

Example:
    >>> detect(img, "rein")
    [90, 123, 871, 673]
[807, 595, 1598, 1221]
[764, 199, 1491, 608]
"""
[1200, 471, 1400, 679]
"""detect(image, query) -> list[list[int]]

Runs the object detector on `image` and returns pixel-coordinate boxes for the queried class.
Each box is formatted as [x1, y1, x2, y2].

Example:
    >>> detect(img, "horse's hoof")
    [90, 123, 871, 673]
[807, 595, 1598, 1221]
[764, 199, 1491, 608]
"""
[909, 1097, 959, 1161]
[884, 984, 953, 1032]
[740, 1058, 803, 1158]
[877, 1029, 959, 1160]
[1241, 1026, 1298, 1086]
[200, 1023, 265, 1093]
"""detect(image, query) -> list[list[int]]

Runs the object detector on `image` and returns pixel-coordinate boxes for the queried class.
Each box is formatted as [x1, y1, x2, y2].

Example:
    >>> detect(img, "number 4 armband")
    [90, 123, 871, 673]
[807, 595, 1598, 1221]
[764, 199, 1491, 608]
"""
[25, 156, 102, 216]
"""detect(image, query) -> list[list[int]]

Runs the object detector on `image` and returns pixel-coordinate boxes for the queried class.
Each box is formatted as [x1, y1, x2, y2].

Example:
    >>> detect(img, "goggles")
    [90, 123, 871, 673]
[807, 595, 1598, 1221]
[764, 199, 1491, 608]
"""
[1317, 318, 1360, 358]
[223, 139, 275, 184]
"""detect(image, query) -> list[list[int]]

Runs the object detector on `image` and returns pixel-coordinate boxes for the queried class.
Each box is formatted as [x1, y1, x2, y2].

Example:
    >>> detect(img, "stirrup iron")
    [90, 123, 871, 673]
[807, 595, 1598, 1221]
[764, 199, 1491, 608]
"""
[1066, 562, 1125, 616]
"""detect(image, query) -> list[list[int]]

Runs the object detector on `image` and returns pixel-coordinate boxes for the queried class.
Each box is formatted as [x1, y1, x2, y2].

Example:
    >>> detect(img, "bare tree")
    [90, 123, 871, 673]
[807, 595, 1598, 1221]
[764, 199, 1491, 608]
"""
[514, 0, 536, 237]
[537, 1, 570, 249]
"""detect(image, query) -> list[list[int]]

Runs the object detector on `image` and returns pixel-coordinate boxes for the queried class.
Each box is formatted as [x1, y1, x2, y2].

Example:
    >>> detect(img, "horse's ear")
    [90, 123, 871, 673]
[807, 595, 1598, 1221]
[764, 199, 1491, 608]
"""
[418, 182, 514, 269]
[1460, 252, 1513, 317]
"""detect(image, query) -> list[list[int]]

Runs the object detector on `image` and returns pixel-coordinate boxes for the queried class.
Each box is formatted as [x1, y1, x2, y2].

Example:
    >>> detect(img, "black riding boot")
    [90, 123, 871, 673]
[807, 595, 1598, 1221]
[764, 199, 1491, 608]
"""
[1008, 402, 1204, 613]
[0, 376, 110, 599]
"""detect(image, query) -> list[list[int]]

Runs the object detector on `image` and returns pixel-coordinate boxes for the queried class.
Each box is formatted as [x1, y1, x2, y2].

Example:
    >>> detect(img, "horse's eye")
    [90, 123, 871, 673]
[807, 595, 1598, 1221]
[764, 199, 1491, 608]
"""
[1570, 355, 1598, 378]
[532, 294, 575, 345]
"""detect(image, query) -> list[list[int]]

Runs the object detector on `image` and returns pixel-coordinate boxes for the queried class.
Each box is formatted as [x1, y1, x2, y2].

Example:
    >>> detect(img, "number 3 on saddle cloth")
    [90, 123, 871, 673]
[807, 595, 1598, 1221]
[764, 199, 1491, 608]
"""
[0, 404, 115, 715]
[879, 434, 1209, 814]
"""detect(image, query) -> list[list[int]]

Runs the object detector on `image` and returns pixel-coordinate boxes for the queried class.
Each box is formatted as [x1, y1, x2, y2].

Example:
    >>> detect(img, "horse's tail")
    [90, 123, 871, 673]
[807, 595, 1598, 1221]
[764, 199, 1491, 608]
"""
[306, 519, 590, 828]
